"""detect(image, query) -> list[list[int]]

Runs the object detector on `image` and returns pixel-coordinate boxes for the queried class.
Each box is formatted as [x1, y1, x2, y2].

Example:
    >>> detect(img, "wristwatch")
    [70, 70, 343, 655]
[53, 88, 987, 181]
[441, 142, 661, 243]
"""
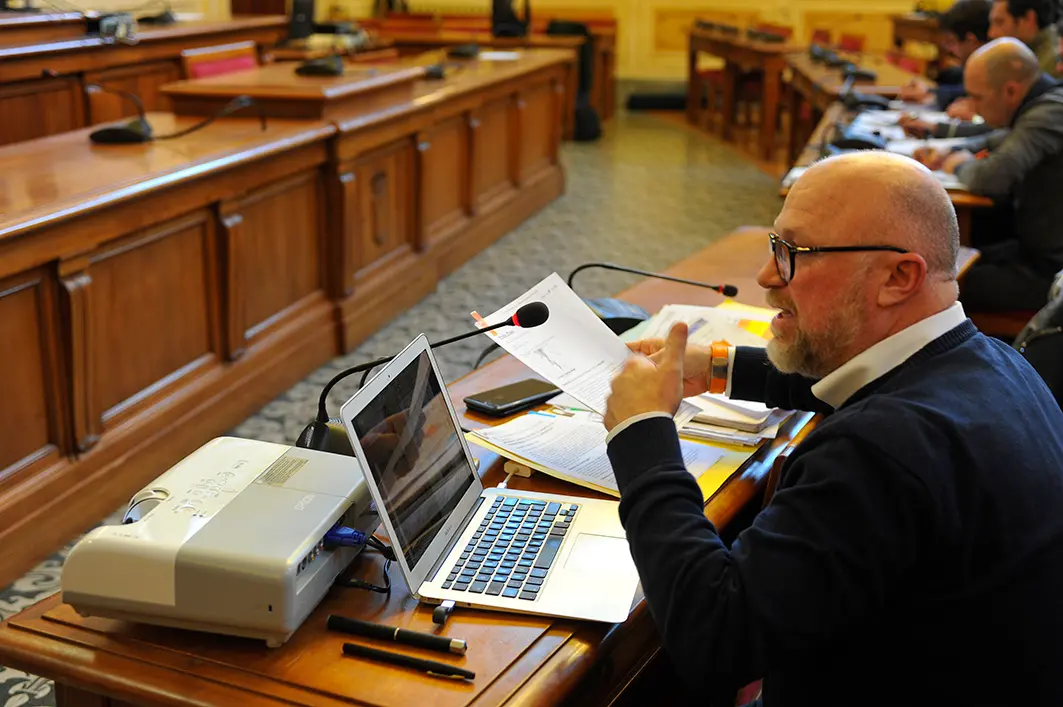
[708, 341, 730, 395]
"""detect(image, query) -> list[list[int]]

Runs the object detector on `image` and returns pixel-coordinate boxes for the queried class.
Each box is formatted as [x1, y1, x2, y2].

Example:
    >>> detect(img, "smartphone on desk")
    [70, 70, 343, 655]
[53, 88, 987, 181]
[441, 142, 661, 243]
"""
[463, 378, 561, 417]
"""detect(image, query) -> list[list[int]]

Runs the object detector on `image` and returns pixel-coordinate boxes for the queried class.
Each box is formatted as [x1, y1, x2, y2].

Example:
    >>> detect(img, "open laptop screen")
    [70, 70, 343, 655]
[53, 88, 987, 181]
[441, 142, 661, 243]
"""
[347, 350, 476, 568]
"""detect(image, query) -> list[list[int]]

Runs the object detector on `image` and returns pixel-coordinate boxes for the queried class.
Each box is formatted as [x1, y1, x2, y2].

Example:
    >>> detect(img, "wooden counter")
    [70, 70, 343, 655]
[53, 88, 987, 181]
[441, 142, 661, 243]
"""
[0, 15, 288, 146]
[0, 49, 571, 588]
[0, 11, 84, 45]
[0, 228, 818, 707]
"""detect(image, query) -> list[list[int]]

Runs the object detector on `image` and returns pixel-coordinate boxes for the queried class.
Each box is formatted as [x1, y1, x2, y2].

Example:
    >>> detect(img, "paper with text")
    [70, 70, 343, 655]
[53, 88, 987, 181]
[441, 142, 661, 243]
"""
[470, 412, 726, 495]
[472, 273, 700, 425]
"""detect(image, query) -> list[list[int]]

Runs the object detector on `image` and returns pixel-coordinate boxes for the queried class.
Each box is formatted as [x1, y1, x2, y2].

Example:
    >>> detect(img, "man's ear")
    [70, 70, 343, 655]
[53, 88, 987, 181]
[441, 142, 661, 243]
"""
[877, 254, 927, 307]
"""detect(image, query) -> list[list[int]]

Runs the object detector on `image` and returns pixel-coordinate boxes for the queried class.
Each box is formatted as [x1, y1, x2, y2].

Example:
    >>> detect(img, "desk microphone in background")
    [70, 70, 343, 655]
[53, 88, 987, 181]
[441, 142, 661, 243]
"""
[295, 301, 550, 457]
[86, 85, 267, 145]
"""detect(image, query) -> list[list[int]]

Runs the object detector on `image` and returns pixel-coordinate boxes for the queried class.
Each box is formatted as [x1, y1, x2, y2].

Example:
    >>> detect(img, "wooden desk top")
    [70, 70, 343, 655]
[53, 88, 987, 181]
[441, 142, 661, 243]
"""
[0, 11, 84, 47]
[0, 15, 286, 61]
[0, 113, 334, 244]
[0, 228, 816, 707]
[163, 60, 425, 120]
[787, 52, 927, 96]
[377, 28, 584, 50]
[893, 13, 940, 29]
[689, 26, 801, 55]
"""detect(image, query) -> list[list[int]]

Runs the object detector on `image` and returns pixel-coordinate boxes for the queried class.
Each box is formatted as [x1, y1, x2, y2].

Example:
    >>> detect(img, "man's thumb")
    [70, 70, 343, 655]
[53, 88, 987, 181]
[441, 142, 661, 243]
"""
[663, 322, 688, 370]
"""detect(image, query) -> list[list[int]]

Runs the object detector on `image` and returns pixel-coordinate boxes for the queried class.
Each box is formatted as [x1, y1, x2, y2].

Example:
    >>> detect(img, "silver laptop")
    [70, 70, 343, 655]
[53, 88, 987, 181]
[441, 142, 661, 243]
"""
[338, 334, 640, 623]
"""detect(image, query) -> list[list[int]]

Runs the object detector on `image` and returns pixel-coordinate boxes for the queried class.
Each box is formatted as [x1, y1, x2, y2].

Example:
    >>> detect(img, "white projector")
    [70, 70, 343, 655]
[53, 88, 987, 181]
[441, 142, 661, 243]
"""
[62, 437, 377, 647]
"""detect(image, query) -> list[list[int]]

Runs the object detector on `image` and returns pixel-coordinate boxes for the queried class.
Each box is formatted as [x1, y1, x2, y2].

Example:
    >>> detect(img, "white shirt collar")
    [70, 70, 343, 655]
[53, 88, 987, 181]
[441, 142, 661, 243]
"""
[810, 302, 968, 409]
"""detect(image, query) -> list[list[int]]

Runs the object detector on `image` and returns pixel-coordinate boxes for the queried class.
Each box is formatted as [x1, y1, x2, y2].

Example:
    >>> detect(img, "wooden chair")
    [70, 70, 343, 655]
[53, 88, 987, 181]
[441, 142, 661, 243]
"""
[180, 40, 261, 79]
[838, 33, 866, 53]
[811, 28, 831, 46]
[969, 311, 1039, 341]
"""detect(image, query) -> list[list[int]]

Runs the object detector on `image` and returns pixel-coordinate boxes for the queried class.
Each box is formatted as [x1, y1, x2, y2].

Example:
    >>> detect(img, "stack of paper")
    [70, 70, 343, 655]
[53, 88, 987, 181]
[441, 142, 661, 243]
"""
[640, 304, 771, 348]
[468, 409, 726, 497]
[680, 394, 795, 447]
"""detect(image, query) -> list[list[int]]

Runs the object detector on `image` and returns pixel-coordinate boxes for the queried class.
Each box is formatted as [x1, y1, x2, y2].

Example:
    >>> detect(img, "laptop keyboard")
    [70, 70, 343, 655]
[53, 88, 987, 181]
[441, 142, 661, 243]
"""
[441, 496, 580, 601]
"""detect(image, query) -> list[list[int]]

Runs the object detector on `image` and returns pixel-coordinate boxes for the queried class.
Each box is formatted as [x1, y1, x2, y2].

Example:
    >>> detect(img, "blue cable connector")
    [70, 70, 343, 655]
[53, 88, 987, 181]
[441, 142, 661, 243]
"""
[324, 525, 371, 550]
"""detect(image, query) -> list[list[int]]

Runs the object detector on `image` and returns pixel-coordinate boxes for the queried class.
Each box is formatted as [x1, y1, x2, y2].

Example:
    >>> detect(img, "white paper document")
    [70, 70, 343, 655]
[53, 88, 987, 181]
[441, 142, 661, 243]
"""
[884, 137, 971, 157]
[472, 273, 700, 425]
[643, 304, 770, 348]
[470, 411, 726, 495]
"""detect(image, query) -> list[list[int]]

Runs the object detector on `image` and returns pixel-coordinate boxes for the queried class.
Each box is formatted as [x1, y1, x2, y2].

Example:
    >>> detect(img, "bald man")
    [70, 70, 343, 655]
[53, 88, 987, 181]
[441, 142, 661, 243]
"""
[916, 37, 1063, 312]
[604, 152, 1063, 706]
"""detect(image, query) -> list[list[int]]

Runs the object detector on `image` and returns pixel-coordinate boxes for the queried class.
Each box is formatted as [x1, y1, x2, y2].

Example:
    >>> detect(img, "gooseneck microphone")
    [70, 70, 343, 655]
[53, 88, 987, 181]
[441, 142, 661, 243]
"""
[295, 301, 549, 455]
[566, 262, 738, 298]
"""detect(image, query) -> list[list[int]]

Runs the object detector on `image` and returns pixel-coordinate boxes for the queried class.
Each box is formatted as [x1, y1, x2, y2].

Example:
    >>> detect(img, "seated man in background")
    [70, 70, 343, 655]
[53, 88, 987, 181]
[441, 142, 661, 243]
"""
[603, 151, 1063, 707]
[899, 0, 991, 115]
[988, 0, 1062, 77]
[916, 38, 1063, 311]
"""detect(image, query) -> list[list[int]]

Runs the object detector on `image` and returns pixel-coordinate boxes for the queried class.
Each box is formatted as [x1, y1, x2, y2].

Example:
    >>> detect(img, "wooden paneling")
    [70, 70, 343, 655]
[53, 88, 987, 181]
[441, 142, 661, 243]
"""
[519, 82, 557, 184]
[417, 116, 469, 247]
[83, 61, 182, 124]
[475, 96, 514, 207]
[348, 139, 415, 281]
[0, 269, 66, 488]
[654, 8, 759, 53]
[0, 78, 84, 147]
[222, 170, 325, 347]
[84, 213, 219, 430]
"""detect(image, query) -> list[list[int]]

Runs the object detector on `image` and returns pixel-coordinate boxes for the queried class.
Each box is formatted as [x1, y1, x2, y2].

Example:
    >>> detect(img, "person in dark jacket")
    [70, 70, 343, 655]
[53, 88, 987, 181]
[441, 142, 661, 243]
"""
[603, 151, 1063, 707]
[916, 37, 1063, 311]
[899, 0, 992, 112]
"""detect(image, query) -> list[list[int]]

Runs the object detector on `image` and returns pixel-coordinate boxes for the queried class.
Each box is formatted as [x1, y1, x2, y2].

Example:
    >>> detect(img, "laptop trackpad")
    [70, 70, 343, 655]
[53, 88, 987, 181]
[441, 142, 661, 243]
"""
[564, 533, 632, 573]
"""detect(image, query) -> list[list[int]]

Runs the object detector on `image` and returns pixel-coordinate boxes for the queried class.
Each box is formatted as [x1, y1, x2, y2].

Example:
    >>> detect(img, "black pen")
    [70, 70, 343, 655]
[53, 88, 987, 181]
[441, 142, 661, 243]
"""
[327, 614, 467, 655]
[342, 642, 476, 680]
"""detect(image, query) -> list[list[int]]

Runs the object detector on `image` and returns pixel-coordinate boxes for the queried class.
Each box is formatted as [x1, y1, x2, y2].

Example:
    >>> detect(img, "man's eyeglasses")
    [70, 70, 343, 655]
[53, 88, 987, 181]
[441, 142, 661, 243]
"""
[769, 233, 909, 284]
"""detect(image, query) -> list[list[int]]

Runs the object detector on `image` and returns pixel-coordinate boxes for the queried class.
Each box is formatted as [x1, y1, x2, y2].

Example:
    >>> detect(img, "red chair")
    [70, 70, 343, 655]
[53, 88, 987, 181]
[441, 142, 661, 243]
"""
[838, 33, 866, 52]
[180, 41, 260, 79]
[811, 28, 831, 45]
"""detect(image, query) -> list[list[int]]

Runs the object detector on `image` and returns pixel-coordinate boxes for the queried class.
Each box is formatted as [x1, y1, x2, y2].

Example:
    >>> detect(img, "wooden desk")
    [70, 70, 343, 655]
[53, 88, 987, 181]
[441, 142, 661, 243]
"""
[0, 15, 288, 146]
[362, 18, 616, 125]
[784, 102, 994, 245]
[0, 50, 569, 589]
[785, 52, 925, 165]
[0, 227, 816, 707]
[686, 26, 801, 160]
[0, 11, 83, 46]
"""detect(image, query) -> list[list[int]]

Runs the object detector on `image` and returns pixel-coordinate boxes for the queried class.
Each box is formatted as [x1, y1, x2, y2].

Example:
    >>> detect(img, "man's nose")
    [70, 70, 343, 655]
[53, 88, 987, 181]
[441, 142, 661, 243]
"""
[757, 255, 783, 289]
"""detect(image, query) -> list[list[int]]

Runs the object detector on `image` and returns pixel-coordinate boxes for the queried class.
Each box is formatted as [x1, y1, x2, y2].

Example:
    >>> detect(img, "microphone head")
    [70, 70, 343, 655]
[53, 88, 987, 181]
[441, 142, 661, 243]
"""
[721, 285, 739, 298]
[512, 301, 549, 328]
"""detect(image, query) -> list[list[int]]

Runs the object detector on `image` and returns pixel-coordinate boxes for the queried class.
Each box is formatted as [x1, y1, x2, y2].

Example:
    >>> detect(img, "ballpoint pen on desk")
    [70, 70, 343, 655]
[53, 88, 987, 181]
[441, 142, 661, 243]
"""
[327, 614, 468, 655]
[341, 642, 476, 681]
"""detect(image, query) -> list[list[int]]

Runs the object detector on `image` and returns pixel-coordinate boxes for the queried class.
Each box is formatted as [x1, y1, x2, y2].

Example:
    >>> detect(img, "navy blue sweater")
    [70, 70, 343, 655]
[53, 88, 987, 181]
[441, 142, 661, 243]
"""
[607, 320, 1063, 706]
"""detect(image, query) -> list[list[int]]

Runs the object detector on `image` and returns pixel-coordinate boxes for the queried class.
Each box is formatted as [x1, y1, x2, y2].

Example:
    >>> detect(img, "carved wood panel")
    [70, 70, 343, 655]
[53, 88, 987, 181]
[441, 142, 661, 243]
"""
[519, 82, 556, 184]
[82, 212, 219, 431]
[0, 269, 67, 485]
[0, 77, 85, 147]
[417, 116, 469, 248]
[221, 170, 325, 345]
[474, 96, 514, 208]
[347, 139, 415, 280]
[83, 60, 182, 125]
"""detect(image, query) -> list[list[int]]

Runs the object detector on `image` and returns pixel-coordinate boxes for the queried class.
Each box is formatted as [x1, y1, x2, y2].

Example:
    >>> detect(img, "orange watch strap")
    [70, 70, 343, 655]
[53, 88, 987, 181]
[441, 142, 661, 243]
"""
[709, 341, 730, 395]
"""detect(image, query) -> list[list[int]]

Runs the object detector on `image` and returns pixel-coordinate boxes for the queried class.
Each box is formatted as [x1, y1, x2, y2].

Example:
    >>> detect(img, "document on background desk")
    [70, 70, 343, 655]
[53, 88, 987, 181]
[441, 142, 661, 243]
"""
[468, 411, 726, 496]
[885, 137, 970, 157]
[641, 304, 771, 348]
[472, 273, 699, 427]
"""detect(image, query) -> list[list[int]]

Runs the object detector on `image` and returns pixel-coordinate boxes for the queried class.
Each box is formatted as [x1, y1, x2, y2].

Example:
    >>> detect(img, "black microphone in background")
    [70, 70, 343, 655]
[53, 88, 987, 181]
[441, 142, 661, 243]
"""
[86, 86, 267, 145]
[564, 262, 738, 338]
[566, 262, 738, 298]
[295, 301, 550, 456]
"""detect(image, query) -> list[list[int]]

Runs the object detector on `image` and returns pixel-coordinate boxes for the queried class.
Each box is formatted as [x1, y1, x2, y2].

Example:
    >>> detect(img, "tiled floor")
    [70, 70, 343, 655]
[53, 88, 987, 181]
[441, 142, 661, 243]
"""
[0, 97, 785, 707]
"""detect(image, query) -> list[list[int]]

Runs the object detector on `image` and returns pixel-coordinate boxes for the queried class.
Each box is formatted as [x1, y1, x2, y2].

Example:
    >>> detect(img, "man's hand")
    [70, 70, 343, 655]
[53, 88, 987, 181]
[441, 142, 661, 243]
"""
[912, 146, 949, 171]
[626, 329, 713, 398]
[946, 97, 977, 121]
[898, 79, 932, 103]
[898, 115, 933, 138]
[605, 323, 688, 432]
[941, 149, 975, 174]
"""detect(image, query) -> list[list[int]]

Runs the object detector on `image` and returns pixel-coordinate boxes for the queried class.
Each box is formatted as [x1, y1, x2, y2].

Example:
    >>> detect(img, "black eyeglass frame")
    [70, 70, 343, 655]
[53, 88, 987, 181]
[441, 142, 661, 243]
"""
[769, 232, 909, 283]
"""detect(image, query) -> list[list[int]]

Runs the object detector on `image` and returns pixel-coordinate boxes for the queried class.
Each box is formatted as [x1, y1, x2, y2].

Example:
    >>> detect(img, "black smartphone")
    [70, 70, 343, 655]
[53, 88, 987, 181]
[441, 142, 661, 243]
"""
[463, 378, 561, 417]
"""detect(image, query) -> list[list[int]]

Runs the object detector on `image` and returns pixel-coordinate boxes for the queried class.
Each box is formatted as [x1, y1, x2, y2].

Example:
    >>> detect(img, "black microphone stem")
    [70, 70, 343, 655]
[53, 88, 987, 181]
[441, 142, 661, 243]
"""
[314, 318, 512, 422]
[567, 262, 736, 295]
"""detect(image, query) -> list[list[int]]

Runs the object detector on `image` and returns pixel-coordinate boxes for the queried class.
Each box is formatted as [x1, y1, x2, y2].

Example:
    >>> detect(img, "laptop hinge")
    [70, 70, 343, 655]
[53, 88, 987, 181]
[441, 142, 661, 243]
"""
[425, 495, 485, 583]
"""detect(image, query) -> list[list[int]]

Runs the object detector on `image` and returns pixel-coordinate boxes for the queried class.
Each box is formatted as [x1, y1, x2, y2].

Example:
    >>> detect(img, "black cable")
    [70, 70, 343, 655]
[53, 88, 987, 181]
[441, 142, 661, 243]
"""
[334, 536, 395, 593]
[153, 95, 267, 141]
